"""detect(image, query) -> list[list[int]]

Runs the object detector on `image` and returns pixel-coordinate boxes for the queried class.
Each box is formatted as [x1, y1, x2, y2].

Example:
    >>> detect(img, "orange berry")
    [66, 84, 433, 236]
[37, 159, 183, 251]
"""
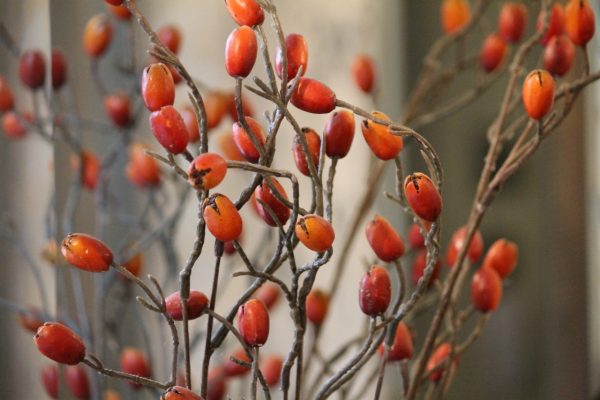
[181, 106, 200, 142]
[471, 267, 502, 312]
[225, 26, 258, 78]
[83, 14, 113, 58]
[254, 177, 291, 227]
[120, 348, 151, 389]
[75, 150, 100, 190]
[378, 322, 413, 362]
[224, 347, 251, 377]
[122, 252, 143, 278]
[225, 0, 265, 26]
[238, 299, 270, 347]
[365, 215, 405, 262]
[103, 389, 122, 400]
[61, 233, 113, 272]
[232, 116, 266, 163]
[324, 110, 355, 159]
[41, 364, 59, 399]
[359, 265, 392, 316]
[291, 77, 336, 114]
[0, 76, 14, 111]
[446, 226, 484, 266]
[295, 214, 335, 252]
[351, 54, 376, 93]
[565, 0, 595, 46]
[522, 69, 555, 120]
[34, 322, 86, 365]
[188, 152, 228, 190]
[498, 2, 528, 43]
[254, 283, 281, 309]
[2, 111, 28, 139]
[218, 130, 245, 161]
[19, 49, 46, 90]
[207, 367, 227, 400]
[107, 3, 131, 19]
[537, 4, 565, 46]
[158, 25, 182, 55]
[361, 111, 403, 160]
[204, 91, 230, 130]
[292, 128, 321, 177]
[161, 386, 204, 400]
[142, 63, 175, 112]
[126, 143, 161, 188]
[441, 0, 471, 35]
[203, 193, 243, 242]
[480, 33, 508, 72]
[408, 223, 425, 249]
[165, 290, 209, 320]
[104, 92, 131, 127]
[276, 33, 308, 80]
[150, 105, 190, 154]
[426, 343, 454, 382]
[482, 238, 518, 279]
[261, 355, 283, 387]
[306, 289, 329, 325]
[404, 173, 442, 222]
[544, 35, 576, 77]
[66, 365, 90, 399]
[412, 249, 442, 288]
[51, 48, 67, 89]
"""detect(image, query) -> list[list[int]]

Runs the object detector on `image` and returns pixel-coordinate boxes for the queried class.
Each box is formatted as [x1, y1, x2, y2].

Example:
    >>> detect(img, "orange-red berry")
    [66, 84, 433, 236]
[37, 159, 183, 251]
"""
[378, 322, 413, 362]
[291, 77, 336, 114]
[219, 130, 245, 161]
[207, 367, 227, 400]
[225, 0, 265, 26]
[188, 152, 228, 191]
[150, 105, 190, 154]
[565, 0, 595, 46]
[204, 91, 230, 130]
[181, 106, 200, 142]
[83, 14, 113, 58]
[537, 4, 565, 46]
[412, 249, 442, 288]
[232, 116, 266, 163]
[105, 0, 123, 5]
[352, 54, 376, 93]
[254, 177, 291, 227]
[225, 26, 258, 78]
[359, 265, 392, 316]
[295, 214, 335, 252]
[107, 3, 131, 19]
[142, 63, 175, 112]
[61, 233, 113, 272]
[0, 76, 14, 111]
[51, 49, 67, 89]
[471, 267, 502, 312]
[324, 110, 355, 159]
[126, 143, 161, 188]
[361, 111, 403, 160]
[224, 347, 251, 377]
[18, 307, 44, 333]
[498, 2, 528, 43]
[238, 299, 270, 347]
[544, 35, 576, 77]
[75, 150, 101, 190]
[203, 193, 243, 242]
[158, 25, 182, 55]
[19, 49, 46, 90]
[306, 289, 329, 325]
[66, 365, 90, 399]
[426, 343, 454, 382]
[276, 33, 308, 80]
[445, 226, 484, 266]
[408, 223, 425, 249]
[34, 322, 86, 365]
[2, 111, 28, 139]
[522, 69, 555, 120]
[404, 173, 442, 222]
[261, 355, 283, 387]
[441, 0, 471, 34]
[122, 252, 143, 278]
[254, 283, 281, 309]
[365, 215, 405, 262]
[161, 386, 204, 400]
[165, 290, 209, 321]
[292, 128, 321, 177]
[120, 348, 151, 389]
[41, 364, 59, 399]
[482, 238, 518, 279]
[105, 92, 131, 127]
[103, 389, 122, 400]
[480, 33, 508, 72]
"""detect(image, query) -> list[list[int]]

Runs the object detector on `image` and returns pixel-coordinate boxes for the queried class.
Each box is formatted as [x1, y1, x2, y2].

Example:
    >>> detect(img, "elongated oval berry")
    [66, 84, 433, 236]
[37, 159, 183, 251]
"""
[120, 348, 151, 389]
[426, 343, 454, 382]
[19, 49, 46, 89]
[34, 322, 85, 365]
[41, 364, 59, 399]
[232, 117, 266, 163]
[306, 289, 329, 325]
[295, 214, 335, 252]
[365, 215, 405, 262]
[544, 35, 576, 77]
[150, 105, 190, 154]
[165, 290, 209, 320]
[52, 49, 67, 89]
[66, 365, 90, 399]
[404, 173, 442, 222]
[291, 77, 336, 114]
[522, 69, 555, 120]
[480, 33, 507, 72]
[482, 238, 518, 279]
[126, 143, 161, 188]
[293, 128, 321, 176]
[158, 25, 182, 54]
[408, 223, 425, 249]
[224, 347, 251, 377]
[219, 130, 245, 161]
[72, 150, 100, 190]
[2, 111, 28, 139]
[61, 233, 113, 272]
[142, 63, 175, 112]
[254, 283, 280, 309]
[238, 299, 270, 347]
[254, 177, 291, 227]
[207, 367, 227, 400]
[188, 152, 227, 191]
[203, 193, 243, 242]
[0, 76, 14, 111]
[181, 107, 200, 142]
[565, 0, 595, 46]
[445, 226, 484, 266]
[225, 0, 264, 26]
[412, 249, 442, 287]
[324, 110, 355, 158]
[204, 91, 230, 130]
[225, 26, 258, 78]
[378, 322, 413, 361]
[105, 92, 131, 127]
[361, 111, 403, 160]
[537, 4, 565, 46]
[161, 386, 204, 400]
[471, 267, 502, 312]
[83, 14, 113, 58]
[352, 54, 376, 93]
[276, 33, 308, 80]
[499, 2, 528, 43]
[359, 265, 392, 316]
[261, 355, 283, 387]
[441, 0, 470, 34]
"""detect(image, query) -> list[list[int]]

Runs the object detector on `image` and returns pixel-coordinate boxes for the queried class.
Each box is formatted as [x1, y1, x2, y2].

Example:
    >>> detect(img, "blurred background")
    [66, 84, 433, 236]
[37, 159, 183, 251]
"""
[0, 0, 597, 399]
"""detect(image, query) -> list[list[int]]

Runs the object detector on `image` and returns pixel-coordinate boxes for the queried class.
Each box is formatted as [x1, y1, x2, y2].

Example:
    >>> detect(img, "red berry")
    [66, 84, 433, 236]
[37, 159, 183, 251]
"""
[188, 152, 228, 190]
[19, 49, 46, 90]
[225, 0, 265, 26]
[107, 3, 131, 19]
[34, 322, 86, 365]
[408, 223, 425, 249]
[254, 283, 281, 309]
[165, 290, 209, 320]
[83, 14, 113, 58]
[522, 69, 555, 120]
[224, 347, 251, 377]
[254, 177, 291, 227]
[359, 265, 392, 316]
[161, 386, 204, 400]
[361, 111, 403, 160]
[544, 35, 576, 77]
[181, 106, 200, 142]
[446, 226, 484, 266]
[121, 253, 143, 279]
[142, 63, 175, 112]
[61, 233, 113, 272]
[2, 111, 28, 139]
[120, 348, 151, 389]
[126, 143, 161, 188]
[565, 0, 595, 46]
[482, 238, 518, 279]
[0, 76, 14, 111]
[404, 173, 442, 222]
[295, 214, 335, 252]
[41, 364, 59, 399]
[261, 355, 283, 387]
[471, 267, 503, 312]
[426, 343, 454, 382]
[105, 92, 131, 127]
[498, 2, 528, 43]
[480, 33, 508, 72]
[292, 128, 321, 177]
[66, 365, 91, 399]
[74, 150, 100, 191]
[238, 299, 270, 347]
[537, 4, 565, 46]
[51, 48, 67, 89]
[204, 91, 230, 130]
[441, 0, 470, 35]
[207, 367, 227, 400]
[324, 110, 355, 159]
[105, 0, 123, 5]
[276, 33, 308, 80]
[365, 215, 405, 262]
[352, 54, 376, 93]
[18, 307, 44, 333]
[412, 249, 442, 287]
[378, 322, 413, 361]
[232, 116, 266, 163]
[150, 105, 190, 154]
[158, 25, 182, 55]
[291, 77, 336, 114]
[203, 193, 243, 242]
[306, 289, 329, 325]
[219, 130, 245, 161]
[225, 26, 258, 78]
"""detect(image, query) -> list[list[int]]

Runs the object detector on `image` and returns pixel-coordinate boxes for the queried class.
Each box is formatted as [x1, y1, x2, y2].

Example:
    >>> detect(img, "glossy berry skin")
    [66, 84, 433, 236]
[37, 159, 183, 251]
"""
[254, 283, 280, 309]
[412, 249, 442, 287]
[352, 54, 375, 93]
[544, 35, 576, 77]
[232, 117, 266, 163]
[203, 193, 243, 242]
[51, 49, 67, 89]
[276, 33, 308, 80]
[408, 223, 425, 249]
[238, 299, 270, 347]
[361, 111, 403, 160]
[188, 152, 227, 190]
[225, 26, 258, 78]
[441, 0, 470, 35]
[225, 0, 264, 26]
[158, 25, 182, 54]
[66, 365, 91, 399]
[150, 105, 190, 154]
[61, 233, 113, 272]
[292, 128, 321, 176]
[34, 322, 86, 365]
[41, 364, 59, 399]
[19, 50, 46, 90]
[522, 69, 555, 120]
[365, 215, 405, 262]
[480, 33, 507, 72]
[105, 92, 131, 127]
[378, 322, 413, 361]
[359, 265, 392, 316]
[426, 343, 454, 382]
[254, 177, 291, 227]
[161, 386, 204, 400]
[224, 347, 251, 377]
[324, 110, 355, 159]
[471, 267, 502, 312]
[142, 63, 175, 112]
[306, 289, 329, 325]
[0, 76, 14, 111]
[2, 112, 27, 139]
[126, 143, 161, 188]
[482, 238, 518, 279]
[261, 355, 283, 387]
[404, 173, 442, 222]
[83, 14, 113, 58]
[165, 290, 209, 321]
[446, 226, 484, 266]
[120, 348, 151, 389]
[499, 2, 528, 43]
[538, 4, 565, 46]
[295, 214, 335, 252]
[566, 0, 596, 46]
[291, 78, 336, 114]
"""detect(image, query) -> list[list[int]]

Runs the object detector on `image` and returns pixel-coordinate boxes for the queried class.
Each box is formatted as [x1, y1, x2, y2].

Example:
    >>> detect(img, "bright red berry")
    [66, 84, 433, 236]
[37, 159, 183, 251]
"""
[565, 0, 595, 46]
[158, 25, 182, 55]
[404, 173, 443, 222]
[292, 128, 321, 177]
[471, 267, 503, 312]
[142, 63, 175, 112]
[225, 26, 258, 78]
[225, 0, 265, 26]
[544, 35, 576, 77]
[19, 49, 46, 90]
[0, 76, 14, 111]
[61, 233, 113, 272]
[441, 0, 471, 34]
[105, 92, 131, 127]
[34, 322, 86, 365]
[361, 111, 403, 160]
[352, 54, 376, 93]
[187, 152, 228, 190]
[120, 348, 151, 389]
[306, 289, 329, 325]
[445, 226, 484, 266]
[291, 77, 336, 114]
[324, 110, 355, 159]
[359, 265, 392, 316]
[522, 69, 555, 120]
[365, 215, 405, 262]
[254, 177, 291, 227]
[83, 14, 113, 58]
[498, 2, 528, 43]
[51, 48, 67, 89]
[276, 33, 308, 80]
[480, 33, 508, 72]
[238, 299, 270, 347]
[426, 343, 454, 382]
[537, 4, 565, 46]
[165, 290, 209, 320]
[66, 365, 91, 399]
[203, 193, 243, 242]
[482, 238, 518, 279]
[295, 214, 335, 252]
[378, 322, 413, 361]
[232, 116, 266, 163]
[149, 105, 190, 154]
[70, 150, 100, 191]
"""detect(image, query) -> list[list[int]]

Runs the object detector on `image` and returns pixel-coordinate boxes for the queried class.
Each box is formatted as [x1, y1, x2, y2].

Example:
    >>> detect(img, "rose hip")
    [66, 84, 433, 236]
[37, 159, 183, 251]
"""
[158, 25, 182, 54]
[565, 0, 595, 46]
[276, 33, 308, 80]
[426, 343, 454, 382]
[149, 105, 190, 154]
[522, 69, 555, 120]
[181, 106, 200, 142]
[83, 14, 113, 58]
[19, 49, 46, 90]
[378, 322, 413, 361]
[261, 355, 283, 387]
[254, 177, 291, 227]
[165, 290, 209, 320]
[412, 249, 442, 287]
[537, 4, 565, 46]
[2, 111, 28, 139]
[41, 364, 59, 399]
[122, 252, 143, 278]
[66, 365, 91, 399]
[225, 0, 265, 26]
[61, 233, 113, 272]
[18, 307, 44, 333]
[232, 116, 266, 163]
[205, 91, 230, 130]
[238, 298, 270, 347]
[365, 215, 405, 262]
[441, 0, 470, 35]
[104, 92, 131, 127]
[480, 33, 508, 72]
[408, 223, 425, 249]
[34, 322, 86, 365]
[324, 110, 355, 159]
[51, 48, 67, 89]
[295, 214, 335, 252]
[224, 347, 251, 377]
[142, 63, 175, 112]
[292, 128, 321, 177]
[404, 172, 442, 222]
[445, 226, 484, 266]
[359, 265, 392, 316]
[351, 54, 376, 93]
[361, 111, 403, 160]
[498, 2, 528, 43]
[187, 152, 228, 190]
[482, 238, 518, 279]
[306, 289, 329, 325]
[203, 193, 243, 242]
[291, 77, 336, 114]
[254, 283, 281, 309]
[126, 143, 161, 188]
[471, 267, 503, 312]
[225, 26, 258, 78]
[544, 35, 576, 77]
[161, 386, 204, 400]
[218, 130, 245, 161]
[107, 3, 132, 19]
[120, 347, 151, 389]
[0, 76, 14, 111]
